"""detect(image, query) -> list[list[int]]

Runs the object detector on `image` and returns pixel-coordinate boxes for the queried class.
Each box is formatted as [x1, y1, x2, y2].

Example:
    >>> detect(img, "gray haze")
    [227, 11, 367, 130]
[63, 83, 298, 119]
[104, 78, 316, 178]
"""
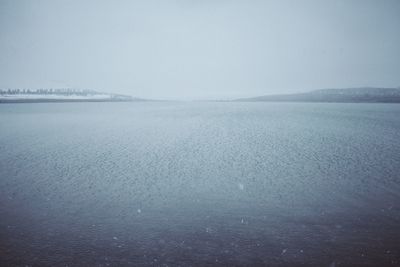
[0, 0, 399, 100]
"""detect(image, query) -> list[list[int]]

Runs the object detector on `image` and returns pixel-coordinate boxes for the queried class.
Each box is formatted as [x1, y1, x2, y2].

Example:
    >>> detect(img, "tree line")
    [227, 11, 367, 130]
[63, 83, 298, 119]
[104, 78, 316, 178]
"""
[0, 88, 99, 95]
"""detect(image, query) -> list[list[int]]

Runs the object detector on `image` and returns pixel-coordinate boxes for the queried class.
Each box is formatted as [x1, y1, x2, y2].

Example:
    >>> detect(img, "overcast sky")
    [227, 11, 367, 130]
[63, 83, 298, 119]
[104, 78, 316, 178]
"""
[0, 0, 399, 100]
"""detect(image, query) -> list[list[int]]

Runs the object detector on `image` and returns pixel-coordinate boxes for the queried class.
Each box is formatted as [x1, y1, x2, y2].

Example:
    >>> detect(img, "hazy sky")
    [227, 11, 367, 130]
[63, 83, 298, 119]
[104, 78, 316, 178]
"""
[1, 0, 399, 99]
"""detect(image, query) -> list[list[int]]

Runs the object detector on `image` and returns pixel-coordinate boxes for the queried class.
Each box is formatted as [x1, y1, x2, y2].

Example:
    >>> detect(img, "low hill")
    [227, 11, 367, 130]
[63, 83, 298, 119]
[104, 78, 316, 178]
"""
[235, 87, 400, 103]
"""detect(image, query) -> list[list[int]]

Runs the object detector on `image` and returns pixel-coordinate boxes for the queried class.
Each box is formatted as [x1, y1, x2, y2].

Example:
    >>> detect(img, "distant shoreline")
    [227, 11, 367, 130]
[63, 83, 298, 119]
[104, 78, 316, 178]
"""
[0, 98, 140, 104]
[2, 87, 400, 103]
[0, 89, 145, 104]
[0, 89, 148, 104]
[233, 98, 400, 103]
[234, 87, 400, 103]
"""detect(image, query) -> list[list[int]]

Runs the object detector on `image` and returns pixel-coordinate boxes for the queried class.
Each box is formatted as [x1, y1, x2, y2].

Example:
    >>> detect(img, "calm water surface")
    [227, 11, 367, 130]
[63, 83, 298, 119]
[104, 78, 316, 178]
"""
[1, 102, 400, 266]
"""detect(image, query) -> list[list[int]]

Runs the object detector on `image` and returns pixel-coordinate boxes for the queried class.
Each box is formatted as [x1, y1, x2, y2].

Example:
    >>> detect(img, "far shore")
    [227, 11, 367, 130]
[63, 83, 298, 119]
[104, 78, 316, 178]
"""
[0, 98, 142, 104]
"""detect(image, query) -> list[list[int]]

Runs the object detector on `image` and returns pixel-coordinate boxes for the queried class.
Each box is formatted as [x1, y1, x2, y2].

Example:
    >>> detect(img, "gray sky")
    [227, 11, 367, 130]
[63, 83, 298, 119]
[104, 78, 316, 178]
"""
[1, 0, 399, 100]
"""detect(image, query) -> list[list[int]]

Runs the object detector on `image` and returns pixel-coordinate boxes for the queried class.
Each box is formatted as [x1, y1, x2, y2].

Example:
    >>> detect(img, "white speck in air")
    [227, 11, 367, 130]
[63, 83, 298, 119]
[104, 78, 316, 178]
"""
[238, 183, 244, 190]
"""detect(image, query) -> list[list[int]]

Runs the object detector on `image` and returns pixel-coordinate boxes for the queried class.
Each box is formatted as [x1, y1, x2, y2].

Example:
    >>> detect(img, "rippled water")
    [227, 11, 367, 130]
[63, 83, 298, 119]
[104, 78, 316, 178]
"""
[1, 102, 400, 266]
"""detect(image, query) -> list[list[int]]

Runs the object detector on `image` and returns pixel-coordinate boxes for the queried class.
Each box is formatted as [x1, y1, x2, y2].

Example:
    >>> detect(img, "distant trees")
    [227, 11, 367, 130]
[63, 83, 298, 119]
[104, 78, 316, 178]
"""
[0, 89, 21, 95]
[0, 88, 100, 96]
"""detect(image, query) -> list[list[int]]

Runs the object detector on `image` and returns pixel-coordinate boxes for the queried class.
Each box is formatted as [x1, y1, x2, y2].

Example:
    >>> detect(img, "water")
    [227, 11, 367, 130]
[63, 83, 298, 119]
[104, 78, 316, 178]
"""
[1, 102, 400, 266]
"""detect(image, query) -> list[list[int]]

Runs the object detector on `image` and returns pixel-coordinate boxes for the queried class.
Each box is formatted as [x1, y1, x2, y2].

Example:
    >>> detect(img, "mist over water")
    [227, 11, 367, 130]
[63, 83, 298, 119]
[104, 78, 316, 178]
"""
[1, 0, 400, 99]
[1, 102, 400, 266]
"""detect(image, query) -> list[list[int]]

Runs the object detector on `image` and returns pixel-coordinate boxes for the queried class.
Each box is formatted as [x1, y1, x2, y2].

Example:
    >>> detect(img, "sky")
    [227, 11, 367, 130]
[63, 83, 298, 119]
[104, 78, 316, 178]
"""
[0, 0, 399, 100]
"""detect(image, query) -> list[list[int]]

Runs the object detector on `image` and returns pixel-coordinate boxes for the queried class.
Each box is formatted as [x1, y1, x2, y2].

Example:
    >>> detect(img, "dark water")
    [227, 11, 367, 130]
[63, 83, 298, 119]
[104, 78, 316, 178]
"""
[1, 102, 400, 266]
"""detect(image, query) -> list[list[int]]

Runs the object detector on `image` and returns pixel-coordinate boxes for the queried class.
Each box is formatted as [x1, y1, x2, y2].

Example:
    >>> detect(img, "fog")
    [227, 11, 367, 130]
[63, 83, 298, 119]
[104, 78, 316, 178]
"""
[1, 2, 400, 265]
[0, 0, 399, 99]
